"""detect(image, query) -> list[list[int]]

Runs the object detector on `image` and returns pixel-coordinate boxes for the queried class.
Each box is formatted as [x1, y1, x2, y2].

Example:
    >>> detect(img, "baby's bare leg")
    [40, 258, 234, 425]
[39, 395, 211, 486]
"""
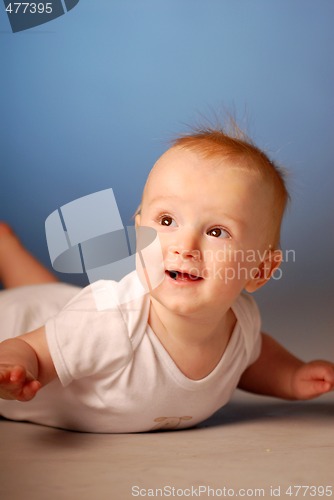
[0, 223, 58, 288]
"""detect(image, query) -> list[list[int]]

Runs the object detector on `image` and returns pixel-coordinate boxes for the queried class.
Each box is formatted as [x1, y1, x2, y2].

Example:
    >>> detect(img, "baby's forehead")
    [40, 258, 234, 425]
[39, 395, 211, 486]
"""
[147, 146, 262, 189]
[145, 151, 271, 209]
[150, 146, 229, 178]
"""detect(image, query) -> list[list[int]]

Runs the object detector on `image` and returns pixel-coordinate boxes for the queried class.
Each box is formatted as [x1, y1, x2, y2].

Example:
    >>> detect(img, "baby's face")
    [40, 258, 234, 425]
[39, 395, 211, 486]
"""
[137, 147, 275, 316]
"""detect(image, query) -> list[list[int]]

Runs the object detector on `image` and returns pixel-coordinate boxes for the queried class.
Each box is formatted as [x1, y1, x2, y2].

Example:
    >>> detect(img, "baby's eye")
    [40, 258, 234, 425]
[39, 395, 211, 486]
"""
[207, 227, 230, 239]
[159, 215, 176, 227]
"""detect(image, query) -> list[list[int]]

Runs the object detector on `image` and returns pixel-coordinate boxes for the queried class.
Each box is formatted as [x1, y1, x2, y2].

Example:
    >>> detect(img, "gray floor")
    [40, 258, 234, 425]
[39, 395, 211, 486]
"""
[1, 390, 333, 500]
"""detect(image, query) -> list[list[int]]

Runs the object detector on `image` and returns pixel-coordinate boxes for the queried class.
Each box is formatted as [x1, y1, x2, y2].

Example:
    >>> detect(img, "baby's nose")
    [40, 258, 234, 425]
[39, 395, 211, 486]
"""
[171, 230, 201, 260]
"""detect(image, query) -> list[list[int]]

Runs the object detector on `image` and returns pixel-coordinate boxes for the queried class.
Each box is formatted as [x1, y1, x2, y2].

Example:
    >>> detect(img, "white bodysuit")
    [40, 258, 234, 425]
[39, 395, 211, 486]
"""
[0, 272, 261, 433]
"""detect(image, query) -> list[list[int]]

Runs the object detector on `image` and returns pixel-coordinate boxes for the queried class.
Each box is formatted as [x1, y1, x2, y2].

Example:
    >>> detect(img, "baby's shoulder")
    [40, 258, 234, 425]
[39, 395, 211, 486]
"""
[68, 272, 151, 343]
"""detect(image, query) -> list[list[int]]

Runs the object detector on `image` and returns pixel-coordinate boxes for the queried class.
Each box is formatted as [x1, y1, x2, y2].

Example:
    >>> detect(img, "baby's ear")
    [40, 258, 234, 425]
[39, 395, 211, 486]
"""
[245, 249, 282, 293]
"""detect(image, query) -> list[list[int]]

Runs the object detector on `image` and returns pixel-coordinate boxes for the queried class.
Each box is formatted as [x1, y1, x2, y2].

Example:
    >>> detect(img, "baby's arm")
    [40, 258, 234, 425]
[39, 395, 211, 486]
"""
[0, 326, 57, 402]
[238, 333, 334, 400]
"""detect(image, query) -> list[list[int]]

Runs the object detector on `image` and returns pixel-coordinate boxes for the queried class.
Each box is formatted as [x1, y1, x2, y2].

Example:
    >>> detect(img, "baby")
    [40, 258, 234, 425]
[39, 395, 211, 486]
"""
[0, 127, 333, 432]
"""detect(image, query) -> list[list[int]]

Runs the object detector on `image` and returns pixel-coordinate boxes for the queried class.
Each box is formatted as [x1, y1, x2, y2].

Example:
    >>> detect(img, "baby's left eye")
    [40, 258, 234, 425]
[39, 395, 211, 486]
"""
[207, 227, 230, 239]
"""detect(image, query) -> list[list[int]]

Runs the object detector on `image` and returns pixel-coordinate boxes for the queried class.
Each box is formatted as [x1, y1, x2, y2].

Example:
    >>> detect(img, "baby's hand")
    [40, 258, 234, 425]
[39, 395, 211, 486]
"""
[0, 364, 41, 402]
[292, 360, 334, 400]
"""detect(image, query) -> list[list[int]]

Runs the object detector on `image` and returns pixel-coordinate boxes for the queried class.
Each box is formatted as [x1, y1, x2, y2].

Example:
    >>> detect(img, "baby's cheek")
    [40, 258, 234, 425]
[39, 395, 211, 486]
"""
[135, 227, 165, 292]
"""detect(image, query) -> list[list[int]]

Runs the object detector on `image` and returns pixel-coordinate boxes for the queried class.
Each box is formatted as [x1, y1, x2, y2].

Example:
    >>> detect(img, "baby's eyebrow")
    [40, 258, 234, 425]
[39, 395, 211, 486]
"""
[148, 195, 178, 206]
[211, 212, 246, 230]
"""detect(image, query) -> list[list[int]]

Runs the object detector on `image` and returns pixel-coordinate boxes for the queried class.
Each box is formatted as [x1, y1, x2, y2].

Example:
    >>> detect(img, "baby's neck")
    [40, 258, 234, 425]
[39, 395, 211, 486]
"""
[148, 300, 236, 380]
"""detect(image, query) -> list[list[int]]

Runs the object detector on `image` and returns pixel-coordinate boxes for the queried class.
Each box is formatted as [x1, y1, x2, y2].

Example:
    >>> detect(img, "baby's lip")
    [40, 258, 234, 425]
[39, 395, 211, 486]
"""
[165, 269, 203, 281]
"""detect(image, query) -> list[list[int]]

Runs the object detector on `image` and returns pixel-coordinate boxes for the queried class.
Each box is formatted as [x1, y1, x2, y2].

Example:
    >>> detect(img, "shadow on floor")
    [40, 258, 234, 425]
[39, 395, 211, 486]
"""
[199, 398, 334, 429]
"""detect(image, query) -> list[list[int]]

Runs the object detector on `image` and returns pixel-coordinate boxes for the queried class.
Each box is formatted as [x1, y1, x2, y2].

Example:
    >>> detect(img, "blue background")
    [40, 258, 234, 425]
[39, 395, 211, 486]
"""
[0, 0, 333, 355]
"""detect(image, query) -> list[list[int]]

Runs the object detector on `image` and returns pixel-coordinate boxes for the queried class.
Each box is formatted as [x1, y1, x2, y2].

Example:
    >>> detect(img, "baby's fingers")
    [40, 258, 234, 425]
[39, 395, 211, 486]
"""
[0, 365, 40, 401]
[10, 367, 41, 401]
[310, 362, 334, 385]
[308, 379, 332, 397]
[16, 380, 42, 402]
[0, 366, 13, 383]
[298, 361, 334, 398]
[0, 364, 26, 383]
[9, 365, 28, 383]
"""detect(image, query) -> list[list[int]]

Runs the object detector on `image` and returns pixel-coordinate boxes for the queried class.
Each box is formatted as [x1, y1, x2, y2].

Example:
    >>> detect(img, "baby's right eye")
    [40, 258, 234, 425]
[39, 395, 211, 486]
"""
[159, 215, 176, 227]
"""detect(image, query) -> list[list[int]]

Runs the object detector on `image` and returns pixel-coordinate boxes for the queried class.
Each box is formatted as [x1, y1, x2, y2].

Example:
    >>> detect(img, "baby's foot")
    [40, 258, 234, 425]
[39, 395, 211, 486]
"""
[0, 221, 58, 287]
[0, 222, 14, 238]
[0, 223, 19, 253]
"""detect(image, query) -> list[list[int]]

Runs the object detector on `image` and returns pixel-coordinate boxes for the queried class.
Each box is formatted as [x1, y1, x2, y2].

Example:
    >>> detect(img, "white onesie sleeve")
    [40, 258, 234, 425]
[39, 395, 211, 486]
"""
[45, 280, 133, 387]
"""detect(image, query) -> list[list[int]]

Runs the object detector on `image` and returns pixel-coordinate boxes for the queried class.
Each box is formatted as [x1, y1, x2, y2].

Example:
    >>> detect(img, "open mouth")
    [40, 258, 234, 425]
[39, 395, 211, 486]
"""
[166, 270, 203, 282]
